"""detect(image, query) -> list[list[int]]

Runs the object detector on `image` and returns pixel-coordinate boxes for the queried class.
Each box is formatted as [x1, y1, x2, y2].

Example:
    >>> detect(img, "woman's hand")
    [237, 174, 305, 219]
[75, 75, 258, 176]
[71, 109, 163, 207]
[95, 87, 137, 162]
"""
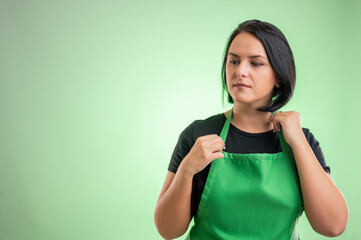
[268, 111, 305, 148]
[180, 134, 225, 177]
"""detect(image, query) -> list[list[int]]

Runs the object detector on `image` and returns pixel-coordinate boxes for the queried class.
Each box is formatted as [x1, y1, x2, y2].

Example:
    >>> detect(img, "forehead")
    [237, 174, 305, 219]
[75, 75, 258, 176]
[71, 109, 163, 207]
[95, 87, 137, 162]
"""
[228, 32, 267, 57]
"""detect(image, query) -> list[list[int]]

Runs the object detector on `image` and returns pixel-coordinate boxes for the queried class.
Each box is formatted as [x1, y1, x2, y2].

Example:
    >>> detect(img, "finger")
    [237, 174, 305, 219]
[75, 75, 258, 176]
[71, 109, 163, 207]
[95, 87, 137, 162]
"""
[270, 112, 278, 132]
[271, 111, 283, 132]
[269, 114, 280, 132]
[268, 115, 279, 132]
[210, 151, 225, 161]
[209, 135, 225, 147]
[274, 113, 287, 131]
[275, 120, 282, 132]
[209, 141, 225, 153]
[197, 135, 224, 146]
[213, 136, 225, 150]
[199, 134, 221, 141]
[197, 135, 225, 151]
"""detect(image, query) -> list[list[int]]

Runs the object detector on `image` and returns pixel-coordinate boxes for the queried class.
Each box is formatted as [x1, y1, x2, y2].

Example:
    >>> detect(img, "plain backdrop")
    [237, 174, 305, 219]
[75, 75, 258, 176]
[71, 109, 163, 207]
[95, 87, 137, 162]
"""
[1, 0, 360, 239]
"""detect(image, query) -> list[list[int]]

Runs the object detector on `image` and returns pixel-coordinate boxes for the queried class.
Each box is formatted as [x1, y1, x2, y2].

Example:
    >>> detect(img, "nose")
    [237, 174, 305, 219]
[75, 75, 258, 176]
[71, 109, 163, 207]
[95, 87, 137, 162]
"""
[236, 61, 248, 78]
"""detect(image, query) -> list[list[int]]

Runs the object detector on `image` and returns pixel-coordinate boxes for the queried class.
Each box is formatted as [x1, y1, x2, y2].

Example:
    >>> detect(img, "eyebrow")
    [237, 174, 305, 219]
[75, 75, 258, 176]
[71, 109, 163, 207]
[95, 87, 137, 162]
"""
[228, 52, 266, 59]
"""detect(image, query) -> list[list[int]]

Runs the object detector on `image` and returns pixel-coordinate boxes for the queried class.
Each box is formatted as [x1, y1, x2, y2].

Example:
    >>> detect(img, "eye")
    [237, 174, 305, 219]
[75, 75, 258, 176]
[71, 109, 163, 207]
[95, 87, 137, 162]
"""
[252, 62, 263, 66]
[229, 60, 239, 65]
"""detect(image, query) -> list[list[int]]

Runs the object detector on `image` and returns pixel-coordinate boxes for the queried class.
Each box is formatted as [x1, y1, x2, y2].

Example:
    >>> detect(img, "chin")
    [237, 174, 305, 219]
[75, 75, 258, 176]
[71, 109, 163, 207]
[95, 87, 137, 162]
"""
[231, 95, 253, 104]
[231, 96, 269, 108]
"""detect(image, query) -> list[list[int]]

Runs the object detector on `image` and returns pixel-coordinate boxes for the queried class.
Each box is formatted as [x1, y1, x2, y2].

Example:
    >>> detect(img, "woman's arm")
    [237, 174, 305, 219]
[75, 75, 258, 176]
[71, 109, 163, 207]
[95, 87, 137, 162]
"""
[154, 134, 225, 239]
[154, 166, 193, 240]
[291, 135, 348, 236]
[270, 111, 348, 237]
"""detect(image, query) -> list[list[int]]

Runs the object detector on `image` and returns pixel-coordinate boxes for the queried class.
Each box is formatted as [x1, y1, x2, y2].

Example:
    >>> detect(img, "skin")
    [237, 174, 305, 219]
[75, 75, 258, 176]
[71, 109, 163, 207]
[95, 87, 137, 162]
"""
[154, 32, 348, 239]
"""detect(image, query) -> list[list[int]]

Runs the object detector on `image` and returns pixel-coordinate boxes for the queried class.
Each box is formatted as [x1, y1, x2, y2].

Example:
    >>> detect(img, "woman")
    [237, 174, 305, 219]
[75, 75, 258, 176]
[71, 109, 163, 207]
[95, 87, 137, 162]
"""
[154, 19, 348, 240]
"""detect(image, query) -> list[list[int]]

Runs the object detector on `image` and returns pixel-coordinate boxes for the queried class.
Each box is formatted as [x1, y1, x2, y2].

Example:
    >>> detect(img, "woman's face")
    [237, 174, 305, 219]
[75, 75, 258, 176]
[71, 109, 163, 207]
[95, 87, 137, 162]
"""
[226, 32, 279, 108]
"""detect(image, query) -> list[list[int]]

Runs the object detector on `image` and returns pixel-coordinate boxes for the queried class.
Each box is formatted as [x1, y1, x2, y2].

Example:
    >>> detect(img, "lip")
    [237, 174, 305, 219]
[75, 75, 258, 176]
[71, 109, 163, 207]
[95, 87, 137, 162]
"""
[233, 82, 251, 88]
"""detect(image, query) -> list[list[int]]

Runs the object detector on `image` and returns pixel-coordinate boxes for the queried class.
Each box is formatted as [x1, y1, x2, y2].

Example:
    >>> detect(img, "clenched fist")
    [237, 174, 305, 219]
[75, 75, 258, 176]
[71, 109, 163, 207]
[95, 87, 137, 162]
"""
[180, 134, 225, 177]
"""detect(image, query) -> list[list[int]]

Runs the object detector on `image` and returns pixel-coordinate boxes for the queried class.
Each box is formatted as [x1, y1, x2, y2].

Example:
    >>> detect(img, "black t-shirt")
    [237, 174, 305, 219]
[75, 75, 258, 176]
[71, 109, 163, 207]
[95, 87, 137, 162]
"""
[168, 112, 330, 218]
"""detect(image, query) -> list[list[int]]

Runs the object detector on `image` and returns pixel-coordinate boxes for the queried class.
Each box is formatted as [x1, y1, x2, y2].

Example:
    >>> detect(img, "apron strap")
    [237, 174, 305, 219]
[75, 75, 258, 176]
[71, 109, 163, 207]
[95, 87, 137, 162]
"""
[273, 113, 303, 210]
[272, 112, 293, 159]
[220, 108, 232, 143]
[277, 127, 293, 160]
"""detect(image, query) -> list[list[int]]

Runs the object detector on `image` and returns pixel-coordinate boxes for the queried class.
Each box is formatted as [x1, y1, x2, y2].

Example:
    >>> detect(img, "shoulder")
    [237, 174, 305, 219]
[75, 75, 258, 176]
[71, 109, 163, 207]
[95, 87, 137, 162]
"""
[300, 127, 330, 173]
[167, 112, 226, 173]
[301, 127, 311, 139]
[301, 127, 320, 144]
[182, 112, 226, 142]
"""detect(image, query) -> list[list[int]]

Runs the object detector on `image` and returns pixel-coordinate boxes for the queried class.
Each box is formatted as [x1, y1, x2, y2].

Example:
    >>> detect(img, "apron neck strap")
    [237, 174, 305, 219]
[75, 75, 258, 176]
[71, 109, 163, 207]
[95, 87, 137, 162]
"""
[277, 125, 293, 159]
[272, 112, 293, 159]
[220, 108, 292, 158]
[220, 108, 233, 142]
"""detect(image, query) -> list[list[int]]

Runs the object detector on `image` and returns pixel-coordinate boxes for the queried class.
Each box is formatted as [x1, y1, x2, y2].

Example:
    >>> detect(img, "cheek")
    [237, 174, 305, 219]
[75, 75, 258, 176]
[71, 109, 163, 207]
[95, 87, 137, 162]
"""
[225, 65, 236, 80]
[225, 66, 231, 77]
[260, 70, 277, 87]
[225, 68, 232, 84]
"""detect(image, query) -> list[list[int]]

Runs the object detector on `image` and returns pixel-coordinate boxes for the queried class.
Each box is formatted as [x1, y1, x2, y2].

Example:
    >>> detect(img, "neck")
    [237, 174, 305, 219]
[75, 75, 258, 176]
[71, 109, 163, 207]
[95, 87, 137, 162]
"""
[227, 102, 273, 133]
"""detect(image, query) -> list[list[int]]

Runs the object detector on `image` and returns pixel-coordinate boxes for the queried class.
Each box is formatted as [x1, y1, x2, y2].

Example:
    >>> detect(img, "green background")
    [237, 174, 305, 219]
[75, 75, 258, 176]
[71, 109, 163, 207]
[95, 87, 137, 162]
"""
[1, 0, 360, 239]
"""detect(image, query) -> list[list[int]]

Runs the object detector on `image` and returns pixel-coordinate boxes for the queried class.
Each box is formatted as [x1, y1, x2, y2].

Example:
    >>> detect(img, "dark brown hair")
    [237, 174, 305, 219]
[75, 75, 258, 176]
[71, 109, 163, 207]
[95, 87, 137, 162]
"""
[221, 19, 296, 112]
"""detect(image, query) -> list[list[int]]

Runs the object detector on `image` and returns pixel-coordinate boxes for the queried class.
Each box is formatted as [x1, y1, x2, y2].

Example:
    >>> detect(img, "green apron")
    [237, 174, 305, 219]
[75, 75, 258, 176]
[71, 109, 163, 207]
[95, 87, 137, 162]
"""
[185, 108, 304, 240]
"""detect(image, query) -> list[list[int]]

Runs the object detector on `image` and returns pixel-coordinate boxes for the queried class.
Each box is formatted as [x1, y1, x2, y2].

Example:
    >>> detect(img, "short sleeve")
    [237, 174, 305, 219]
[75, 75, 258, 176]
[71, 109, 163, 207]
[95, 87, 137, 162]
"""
[168, 121, 197, 173]
[304, 129, 331, 174]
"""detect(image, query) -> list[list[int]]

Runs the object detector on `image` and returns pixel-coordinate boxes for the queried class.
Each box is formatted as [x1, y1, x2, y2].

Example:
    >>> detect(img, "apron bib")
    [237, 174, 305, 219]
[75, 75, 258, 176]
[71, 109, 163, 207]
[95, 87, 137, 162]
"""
[186, 108, 304, 240]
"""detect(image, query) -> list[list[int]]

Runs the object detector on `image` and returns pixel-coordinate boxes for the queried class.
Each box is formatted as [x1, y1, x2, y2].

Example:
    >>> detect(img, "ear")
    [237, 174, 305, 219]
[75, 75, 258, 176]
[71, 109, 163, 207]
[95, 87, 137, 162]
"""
[275, 81, 281, 88]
